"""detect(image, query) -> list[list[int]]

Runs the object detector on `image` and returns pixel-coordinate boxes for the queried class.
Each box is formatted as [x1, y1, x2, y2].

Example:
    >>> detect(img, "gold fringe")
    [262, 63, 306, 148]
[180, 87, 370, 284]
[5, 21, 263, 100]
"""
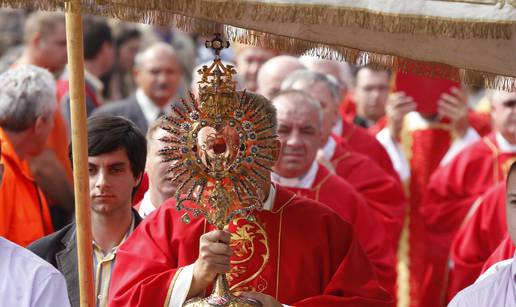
[1, 0, 515, 91]
[4, 0, 514, 39]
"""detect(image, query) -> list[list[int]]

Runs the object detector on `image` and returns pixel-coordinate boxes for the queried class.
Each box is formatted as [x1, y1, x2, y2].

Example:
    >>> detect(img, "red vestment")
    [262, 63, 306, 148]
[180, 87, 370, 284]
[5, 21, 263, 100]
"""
[419, 133, 516, 305]
[108, 186, 393, 306]
[339, 92, 356, 124]
[284, 165, 397, 295]
[481, 234, 515, 273]
[336, 124, 398, 180]
[327, 140, 406, 250]
[447, 183, 506, 301]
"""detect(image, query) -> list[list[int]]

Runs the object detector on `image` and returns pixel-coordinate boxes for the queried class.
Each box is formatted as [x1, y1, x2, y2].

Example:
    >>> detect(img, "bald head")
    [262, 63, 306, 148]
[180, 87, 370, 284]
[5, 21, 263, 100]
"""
[134, 43, 182, 107]
[256, 55, 306, 99]
[489, 89, 516, 144]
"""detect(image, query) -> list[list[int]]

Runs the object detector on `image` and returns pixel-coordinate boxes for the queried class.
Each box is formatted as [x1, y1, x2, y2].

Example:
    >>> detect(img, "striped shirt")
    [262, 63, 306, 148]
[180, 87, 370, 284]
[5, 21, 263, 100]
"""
[92, 216, 135, 307]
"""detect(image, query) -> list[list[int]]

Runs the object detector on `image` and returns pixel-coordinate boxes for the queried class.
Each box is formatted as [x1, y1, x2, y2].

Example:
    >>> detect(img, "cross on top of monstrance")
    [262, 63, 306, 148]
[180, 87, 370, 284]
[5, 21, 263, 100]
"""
[159, 34, 278, 306]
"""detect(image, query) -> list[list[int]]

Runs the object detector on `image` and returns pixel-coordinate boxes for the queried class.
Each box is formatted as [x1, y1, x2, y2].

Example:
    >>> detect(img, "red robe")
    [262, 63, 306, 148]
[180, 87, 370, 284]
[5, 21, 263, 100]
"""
[336, 123, 399, 180]
[447, 183, 506, 301]
[284, 165, 397, 295]
[108, 186, 393, 306]
[327, 140, 406, 250]
[420, 133, 516, 305]
[481, 234, 515, 273]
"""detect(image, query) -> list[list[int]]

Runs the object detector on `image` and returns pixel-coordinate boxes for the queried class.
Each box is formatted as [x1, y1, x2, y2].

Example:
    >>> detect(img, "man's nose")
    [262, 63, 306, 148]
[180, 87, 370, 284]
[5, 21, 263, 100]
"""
[95, 169, 110, 188]
[285, 130, 303, 147]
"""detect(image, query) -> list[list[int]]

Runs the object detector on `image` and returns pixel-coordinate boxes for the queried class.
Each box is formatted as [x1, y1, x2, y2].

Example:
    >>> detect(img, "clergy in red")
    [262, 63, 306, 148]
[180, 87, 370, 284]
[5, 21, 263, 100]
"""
[295, 57, 398, 179]
[270, 89, 396, 295]
[281, 70, 406, 249]
[108, 186, 393, 306]
[334, 121, 398, 180]
[447, 182, 506, 301]
[481, 234, 515, 274]
[420, 90, 516, 305]
[324, 136, 405, 250]
[108, 90, 393, 306]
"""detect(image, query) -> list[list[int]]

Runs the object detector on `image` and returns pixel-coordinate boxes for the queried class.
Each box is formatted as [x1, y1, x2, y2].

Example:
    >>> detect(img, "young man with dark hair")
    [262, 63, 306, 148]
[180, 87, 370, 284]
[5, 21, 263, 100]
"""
[59, 15, 114, 134]
[28, 115, 146, 307]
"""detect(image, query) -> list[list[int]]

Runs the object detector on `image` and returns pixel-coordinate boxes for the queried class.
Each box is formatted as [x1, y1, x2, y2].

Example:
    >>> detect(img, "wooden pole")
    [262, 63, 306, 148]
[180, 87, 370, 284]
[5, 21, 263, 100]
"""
[64, 1, 95, 306]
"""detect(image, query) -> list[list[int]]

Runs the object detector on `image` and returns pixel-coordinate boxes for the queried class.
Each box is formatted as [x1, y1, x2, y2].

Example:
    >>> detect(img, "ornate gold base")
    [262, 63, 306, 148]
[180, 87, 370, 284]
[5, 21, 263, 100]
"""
[183, 275, 262, 307]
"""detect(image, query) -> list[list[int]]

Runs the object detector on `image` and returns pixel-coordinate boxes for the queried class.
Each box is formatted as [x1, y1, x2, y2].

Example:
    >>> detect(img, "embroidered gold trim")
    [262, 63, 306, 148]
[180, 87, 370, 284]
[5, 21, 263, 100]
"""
[270, 194, 297, 214]
[163, 267, 184, 307]
[228, 218, 270, 293]
[396, 205, 411, 307]
[330, 151, 352, 168]
[482, 137, 501, 183]
[1, 0, 515, 91]
[275, 205, 284, 299]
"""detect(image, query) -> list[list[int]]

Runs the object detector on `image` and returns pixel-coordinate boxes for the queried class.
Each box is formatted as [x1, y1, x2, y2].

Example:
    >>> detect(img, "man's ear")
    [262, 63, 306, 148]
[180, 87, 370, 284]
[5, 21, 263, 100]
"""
[33, 115, 46, 136]
[32, 33, 42, 48]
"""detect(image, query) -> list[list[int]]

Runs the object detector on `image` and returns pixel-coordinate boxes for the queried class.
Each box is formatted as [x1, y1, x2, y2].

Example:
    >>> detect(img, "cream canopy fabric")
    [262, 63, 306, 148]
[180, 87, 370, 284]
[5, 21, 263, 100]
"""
[2, 0, 516, 89]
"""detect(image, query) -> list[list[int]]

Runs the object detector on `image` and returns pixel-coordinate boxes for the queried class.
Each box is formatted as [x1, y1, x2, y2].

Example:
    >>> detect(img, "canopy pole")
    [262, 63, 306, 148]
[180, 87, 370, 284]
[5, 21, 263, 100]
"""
[64, 1, 94, 306]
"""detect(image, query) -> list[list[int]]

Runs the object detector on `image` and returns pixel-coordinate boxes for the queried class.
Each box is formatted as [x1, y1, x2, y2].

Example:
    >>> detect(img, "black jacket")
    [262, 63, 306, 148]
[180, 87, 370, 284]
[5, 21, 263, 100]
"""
[28, 209, 142, 307]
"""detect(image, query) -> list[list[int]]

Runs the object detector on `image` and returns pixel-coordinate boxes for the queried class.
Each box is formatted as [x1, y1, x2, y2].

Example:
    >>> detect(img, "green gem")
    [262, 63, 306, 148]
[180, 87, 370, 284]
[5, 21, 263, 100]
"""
[182, 213, 191, 224]
[247, 215, 256, 222]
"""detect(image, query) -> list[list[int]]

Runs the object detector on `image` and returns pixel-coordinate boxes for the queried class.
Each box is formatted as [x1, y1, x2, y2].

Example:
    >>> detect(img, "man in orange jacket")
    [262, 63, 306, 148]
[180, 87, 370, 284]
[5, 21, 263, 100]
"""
[0, 65, 57, 246]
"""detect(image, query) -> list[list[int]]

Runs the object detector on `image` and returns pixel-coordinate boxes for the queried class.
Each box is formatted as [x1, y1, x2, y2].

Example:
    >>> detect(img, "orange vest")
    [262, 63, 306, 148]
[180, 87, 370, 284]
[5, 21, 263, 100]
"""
[46, 111, 73, 181]
[0, 129, 54, 246]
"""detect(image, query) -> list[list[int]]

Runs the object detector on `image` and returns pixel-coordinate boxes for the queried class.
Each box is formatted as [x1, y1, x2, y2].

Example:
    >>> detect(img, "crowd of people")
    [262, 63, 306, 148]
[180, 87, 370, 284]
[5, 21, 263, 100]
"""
[0, 8, 515, 307]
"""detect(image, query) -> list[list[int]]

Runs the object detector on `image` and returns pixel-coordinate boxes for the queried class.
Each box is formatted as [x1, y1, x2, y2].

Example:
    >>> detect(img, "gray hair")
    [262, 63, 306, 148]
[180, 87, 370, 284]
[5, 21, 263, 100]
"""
[299, 54, 352, 87]
[281, 69, 342, 102]
[134, 42, 176, 68]
[0, 65, 56, 131]
[271, 89, 323, 125]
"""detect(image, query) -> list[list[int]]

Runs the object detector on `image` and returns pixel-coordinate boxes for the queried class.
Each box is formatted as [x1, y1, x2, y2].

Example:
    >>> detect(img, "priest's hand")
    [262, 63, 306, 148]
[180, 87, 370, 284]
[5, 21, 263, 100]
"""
[386, 92, 416, 141]
[188, 230, 234, 299]
[240, 292, 283, 307]
[437, 87, 469, 138]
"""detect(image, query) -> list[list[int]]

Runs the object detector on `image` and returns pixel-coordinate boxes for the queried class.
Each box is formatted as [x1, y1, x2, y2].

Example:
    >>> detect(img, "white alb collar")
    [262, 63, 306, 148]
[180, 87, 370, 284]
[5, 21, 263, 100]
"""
[495, 132, 516, 153]
[139, 191, 157, 219]
[320, 137, 337, 161]
[332, 117, 343, 136]
[271, 161, 318, 189]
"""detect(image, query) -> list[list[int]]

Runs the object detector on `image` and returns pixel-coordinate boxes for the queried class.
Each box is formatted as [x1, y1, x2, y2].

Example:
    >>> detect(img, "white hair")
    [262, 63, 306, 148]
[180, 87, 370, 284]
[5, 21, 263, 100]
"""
[281, 69, 342, 102]
[0, 65, 56, 131]
[272, 89, 323, 125]
[134, 42, 176, 68]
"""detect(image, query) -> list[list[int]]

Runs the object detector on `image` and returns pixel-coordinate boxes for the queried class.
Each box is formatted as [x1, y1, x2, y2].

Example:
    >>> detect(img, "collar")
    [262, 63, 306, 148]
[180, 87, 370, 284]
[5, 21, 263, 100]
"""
[271, 161, 319, 189]
[495, 132, 516, 153]
[320, 136, 337, 161]
[135, 89, 170, 125]
[84, 69, 104, 93]
[332, 117, 343, 136]
[262, 183, 276, 211]
[92, 213, 135, 255]
[139, 191, 157, 218]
